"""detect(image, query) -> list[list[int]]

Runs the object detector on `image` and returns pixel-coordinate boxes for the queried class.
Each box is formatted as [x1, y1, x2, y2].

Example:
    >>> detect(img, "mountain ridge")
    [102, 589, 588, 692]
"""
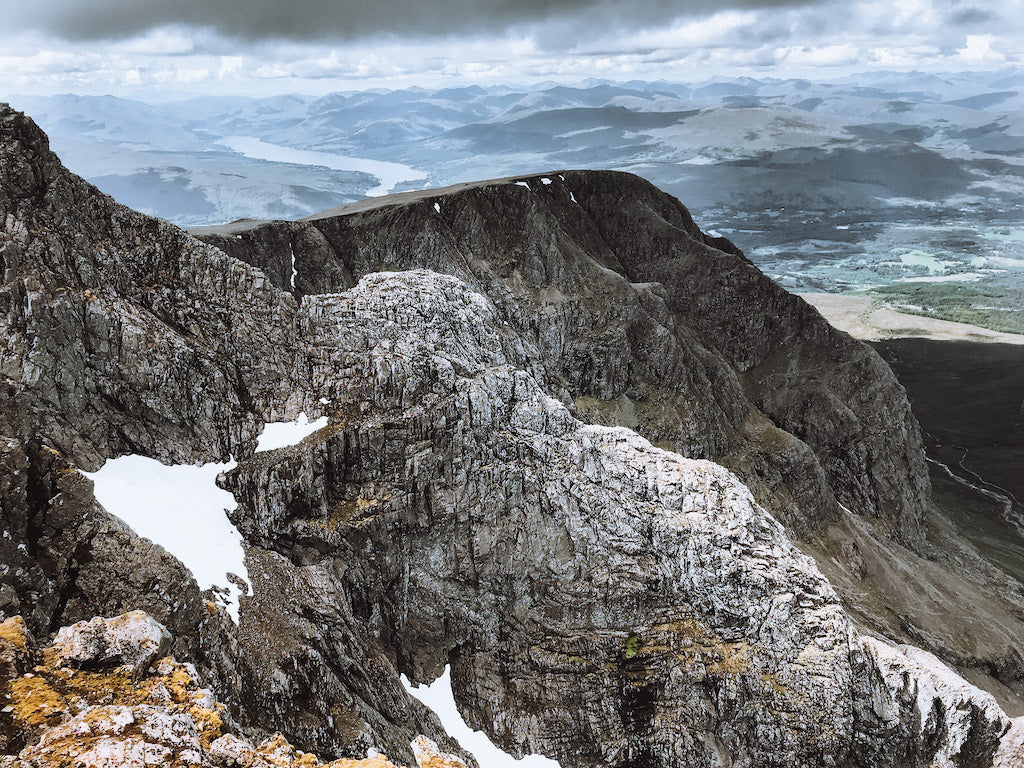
[2, 103, 1023, 766]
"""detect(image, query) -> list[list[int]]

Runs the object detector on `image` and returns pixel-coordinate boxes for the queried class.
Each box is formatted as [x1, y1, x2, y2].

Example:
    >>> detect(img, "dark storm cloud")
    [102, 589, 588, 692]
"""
[949, 7, 996, 25]
[18, 0, 817, 42]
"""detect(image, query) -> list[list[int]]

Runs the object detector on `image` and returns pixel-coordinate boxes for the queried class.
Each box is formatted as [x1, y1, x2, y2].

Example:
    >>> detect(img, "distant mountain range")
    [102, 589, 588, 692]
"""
[10, 70, 1024, 332]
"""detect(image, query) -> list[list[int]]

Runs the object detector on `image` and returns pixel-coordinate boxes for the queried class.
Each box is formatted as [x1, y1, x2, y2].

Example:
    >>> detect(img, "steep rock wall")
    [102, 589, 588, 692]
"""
[1, 104, 1017, 766]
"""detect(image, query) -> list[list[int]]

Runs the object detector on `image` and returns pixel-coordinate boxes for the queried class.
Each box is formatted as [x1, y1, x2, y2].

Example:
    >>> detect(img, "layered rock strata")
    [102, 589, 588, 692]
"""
[1, 103, 1020, 766]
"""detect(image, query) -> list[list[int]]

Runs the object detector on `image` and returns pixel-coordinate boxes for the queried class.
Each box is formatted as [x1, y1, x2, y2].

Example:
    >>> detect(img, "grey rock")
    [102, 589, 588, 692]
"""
[221, 269, 1008, 767]
[197, 175, 928, 548]
[53, 610, 171, 675]
[1, 103, 1018, 767]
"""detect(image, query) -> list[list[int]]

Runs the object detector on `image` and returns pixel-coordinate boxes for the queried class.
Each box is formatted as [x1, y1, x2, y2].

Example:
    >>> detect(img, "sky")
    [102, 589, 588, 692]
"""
[4, 0, 1023, 97]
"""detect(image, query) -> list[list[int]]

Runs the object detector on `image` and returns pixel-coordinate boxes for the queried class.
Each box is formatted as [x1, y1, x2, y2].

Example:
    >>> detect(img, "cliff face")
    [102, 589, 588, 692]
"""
[196, 175, 930, 548]
[0, 104, 1020, 767]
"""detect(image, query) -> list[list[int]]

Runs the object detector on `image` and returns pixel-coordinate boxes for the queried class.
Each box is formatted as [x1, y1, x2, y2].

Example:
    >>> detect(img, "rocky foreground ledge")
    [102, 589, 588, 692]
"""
[0, 612, 463, 768]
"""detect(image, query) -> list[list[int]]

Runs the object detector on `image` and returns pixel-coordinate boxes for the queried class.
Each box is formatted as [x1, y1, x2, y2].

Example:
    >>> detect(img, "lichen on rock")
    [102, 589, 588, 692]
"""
[2, 611, 454, 768]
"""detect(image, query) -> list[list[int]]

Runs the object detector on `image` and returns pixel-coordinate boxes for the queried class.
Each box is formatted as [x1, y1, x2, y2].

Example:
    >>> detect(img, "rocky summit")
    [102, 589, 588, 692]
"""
[2, 103, 1023, 766]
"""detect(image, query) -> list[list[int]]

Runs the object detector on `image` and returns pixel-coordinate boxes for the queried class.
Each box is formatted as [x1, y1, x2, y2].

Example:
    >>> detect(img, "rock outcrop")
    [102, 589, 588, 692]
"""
[193, 169, 1024, 711]
[2, 103, 1022, 766]
[195, 177, 929, 548]
[0, 613, 463, 768]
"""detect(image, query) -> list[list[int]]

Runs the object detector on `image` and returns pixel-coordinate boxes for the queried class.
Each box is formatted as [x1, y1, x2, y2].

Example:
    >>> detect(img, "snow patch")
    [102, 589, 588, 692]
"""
[402, 667, 560, 768]
[83, 456, 248, 622]
[515, 180, 531, 190]
[254, 412, 328, 453]
[289, 245, 297, 290]
[541, 177, 552, 185]
[434, 202, 441, 214]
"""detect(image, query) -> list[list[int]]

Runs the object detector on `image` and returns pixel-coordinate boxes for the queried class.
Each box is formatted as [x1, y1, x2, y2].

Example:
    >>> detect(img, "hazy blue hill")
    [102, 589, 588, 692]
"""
[11, 71, 1023, 331]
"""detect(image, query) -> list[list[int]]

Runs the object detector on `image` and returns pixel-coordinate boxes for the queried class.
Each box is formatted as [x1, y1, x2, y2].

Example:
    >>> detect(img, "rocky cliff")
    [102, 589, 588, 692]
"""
[0, 611, 466, 768]
[2, 103, 1022, 766]
[194, 169, 1024, 713]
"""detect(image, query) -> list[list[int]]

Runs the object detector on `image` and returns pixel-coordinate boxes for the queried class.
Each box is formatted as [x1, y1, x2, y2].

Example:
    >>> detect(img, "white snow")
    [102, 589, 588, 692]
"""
[434, 202, 441, 214]
[569, 191, 578, 204]
[541, 177, 552, 185]
[254, 412, 328, 452]
[289, 245, 297, 290]
[402, 666, 561, 768]
[515, 180, 531, 189]
[83, 456, 248, 622]
[220, 136, 427, 197]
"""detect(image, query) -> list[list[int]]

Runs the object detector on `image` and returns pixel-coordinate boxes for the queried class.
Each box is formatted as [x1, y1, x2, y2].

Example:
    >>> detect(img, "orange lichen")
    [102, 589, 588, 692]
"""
[8, 676, 67, 727]
[0, 616, 29, 651]
[640, 618, 752, 676]
[322, 756, 404, 768]
[4, 612, 445, 768]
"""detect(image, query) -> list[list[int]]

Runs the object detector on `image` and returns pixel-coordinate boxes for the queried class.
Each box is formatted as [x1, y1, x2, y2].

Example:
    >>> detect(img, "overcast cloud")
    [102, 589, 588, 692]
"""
[15, 0, 816, 42]
[4, 0, 1021, 97]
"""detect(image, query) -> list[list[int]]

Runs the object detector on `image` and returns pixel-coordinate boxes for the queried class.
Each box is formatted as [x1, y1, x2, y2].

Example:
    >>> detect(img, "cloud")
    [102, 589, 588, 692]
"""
[17, 0, 817, 43]
[956, 33, 1007, 64]
[949, 7, 996, 25]
[6, 0, 1020, 97]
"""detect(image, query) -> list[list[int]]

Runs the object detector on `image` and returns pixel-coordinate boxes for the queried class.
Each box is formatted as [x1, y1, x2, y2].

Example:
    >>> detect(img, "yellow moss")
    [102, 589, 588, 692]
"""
[5, 621, 410, 768]
[190, 705, 224, 747]
[312, 493, 392, 534]
[205, 600, 219, 616]
[321, 757, 404, 768]
[0, 616, 29, 650]
[761, 673, 789, 696]
[9, 676, 66, 727]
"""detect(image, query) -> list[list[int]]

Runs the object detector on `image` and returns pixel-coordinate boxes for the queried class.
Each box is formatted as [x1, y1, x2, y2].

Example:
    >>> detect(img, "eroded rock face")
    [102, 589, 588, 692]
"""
[221, 270, 1009, 767]
[53, 611, 171, 676]
[196, 176, 929, 548]
[0, 103, 1018, 766]
[1, 612, 457, 768]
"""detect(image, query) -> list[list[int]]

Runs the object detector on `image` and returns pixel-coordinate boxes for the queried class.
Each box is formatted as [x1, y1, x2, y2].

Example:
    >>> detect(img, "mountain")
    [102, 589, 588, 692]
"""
[2, 104, 1023, 767]
[12, 72, 1024, 336]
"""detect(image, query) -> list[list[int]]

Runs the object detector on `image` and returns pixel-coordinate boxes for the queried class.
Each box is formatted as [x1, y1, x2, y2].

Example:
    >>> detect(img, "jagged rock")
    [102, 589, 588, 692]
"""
[2, 102, 1022, 767]
[854, 638, 1008, 766]
[20, 704, 207, 767]
[195, 176, 929, 549]
[995, 718, 1024, 767]
[0, 618, 34, 677]
[3, 611, 429, 768]
[53, 611, 171, 676]
[222, 270, 1009, 767]
[410, 737, 465, 768]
